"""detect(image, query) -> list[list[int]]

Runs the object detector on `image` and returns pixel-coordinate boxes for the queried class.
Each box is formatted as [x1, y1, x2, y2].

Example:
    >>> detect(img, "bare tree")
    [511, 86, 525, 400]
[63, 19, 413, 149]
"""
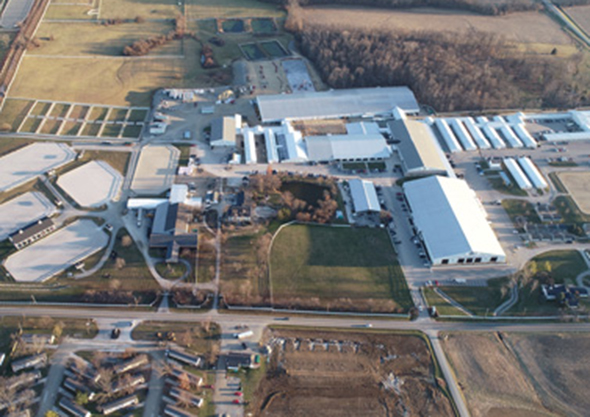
[96, 368, 114, 394]
[177, 372, 191, 391]
[179, 329, 194, 348]
[176, 389, 192, 409]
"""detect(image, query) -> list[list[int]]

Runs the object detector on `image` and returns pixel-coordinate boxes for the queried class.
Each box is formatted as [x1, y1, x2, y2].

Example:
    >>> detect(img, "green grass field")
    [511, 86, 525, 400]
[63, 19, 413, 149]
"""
[31, 21, 180, 57]
[422, 287, 467, 316]
[10, 42, 226, 106]
[81, 123, 101, 136]
[528, 250, 587, 284]
[44, 4, 96, 20]
[509, 250, 588, 315]
[101, 123, 122, 138]
[270, 224, 412, 312]
[0, 99, 34, 131]
[502, 199, 541, 225]
[99, 0, 182, 20]
[554, 195, 590, 225]
[437, 277, 510, 316]
[122, 124, 143, 138]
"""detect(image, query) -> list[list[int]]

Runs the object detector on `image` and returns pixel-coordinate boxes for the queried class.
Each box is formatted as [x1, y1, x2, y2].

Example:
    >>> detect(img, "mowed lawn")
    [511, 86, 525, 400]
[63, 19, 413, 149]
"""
[270, 224, 412, 311]
[187, 0, 285, 19]
[9, 50, 209, 106]
[31, 21, 180, 56]
[99, 0, 182, 20]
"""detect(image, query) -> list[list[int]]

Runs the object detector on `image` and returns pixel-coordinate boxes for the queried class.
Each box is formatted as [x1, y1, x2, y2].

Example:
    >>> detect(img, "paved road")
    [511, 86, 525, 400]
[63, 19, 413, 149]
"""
[2, 306, 589, 334]
[429, 333, 470, 417]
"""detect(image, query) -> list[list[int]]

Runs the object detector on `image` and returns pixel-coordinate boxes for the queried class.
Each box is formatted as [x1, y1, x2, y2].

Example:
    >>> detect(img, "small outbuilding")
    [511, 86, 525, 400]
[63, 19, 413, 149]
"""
[349, 179, 380, 214]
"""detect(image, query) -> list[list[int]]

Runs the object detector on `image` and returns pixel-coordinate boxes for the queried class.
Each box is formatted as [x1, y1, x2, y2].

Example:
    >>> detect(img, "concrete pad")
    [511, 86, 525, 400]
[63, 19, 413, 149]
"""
[4, 219, 108, 282]
[131, 145, 179, 195]
[0, 192, 56, 241]
[0, 142, 76, 192]
[57, 160, 122, 207]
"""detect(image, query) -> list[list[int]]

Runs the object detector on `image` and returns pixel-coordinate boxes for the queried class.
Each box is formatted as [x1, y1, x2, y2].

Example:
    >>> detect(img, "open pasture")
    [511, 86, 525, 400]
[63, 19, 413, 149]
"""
[298, 6, 573, 45]
[270, 224, 412, 312]
[558, 171, 590, 214]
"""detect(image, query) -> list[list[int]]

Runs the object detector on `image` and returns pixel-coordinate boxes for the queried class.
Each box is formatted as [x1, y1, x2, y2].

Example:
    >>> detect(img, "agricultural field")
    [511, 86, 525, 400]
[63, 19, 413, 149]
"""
[270, 224, 412, 313]
[250, 328, 454, 417]
[443, 332, 590, 417]
[298, 6, 574, 47]
[557, 171, 590, 214]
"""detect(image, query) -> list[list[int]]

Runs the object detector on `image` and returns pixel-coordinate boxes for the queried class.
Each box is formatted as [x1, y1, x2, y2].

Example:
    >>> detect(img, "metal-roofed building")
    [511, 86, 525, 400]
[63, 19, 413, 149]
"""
[149, 202, 197, 263]
[9, 218, 56, 250]
[349, 179, 380, 214]
[256, 87, 419, 123]
[210, 115, 241, 147]
[306, 134, 390, 162]
[503, 158, 532, 190]
[403, 176, 505, 266]
[390, 119, 451, 177]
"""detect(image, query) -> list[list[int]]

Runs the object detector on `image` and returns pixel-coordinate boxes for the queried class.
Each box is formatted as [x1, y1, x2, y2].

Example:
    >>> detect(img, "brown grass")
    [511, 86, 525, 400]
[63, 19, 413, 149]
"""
[508, 333, 590, 417]
[557, 171, 590, 214]
[298, 6, 573, 45]
[252, 328, 454, 417]
[442, 332, 587, 417]
[565, 5, 590, 34]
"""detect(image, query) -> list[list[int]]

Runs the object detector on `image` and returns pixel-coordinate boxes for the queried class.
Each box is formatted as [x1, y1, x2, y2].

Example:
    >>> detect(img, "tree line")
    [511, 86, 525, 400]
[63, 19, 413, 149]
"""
[260, 0, 543, 16]
[295, 27, 585, 111]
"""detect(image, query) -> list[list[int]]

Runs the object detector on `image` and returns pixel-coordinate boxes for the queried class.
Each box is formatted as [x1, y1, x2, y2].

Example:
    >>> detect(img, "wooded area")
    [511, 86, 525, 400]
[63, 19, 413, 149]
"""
[296, 27, 585, 111]
[260, 0, 547, 16]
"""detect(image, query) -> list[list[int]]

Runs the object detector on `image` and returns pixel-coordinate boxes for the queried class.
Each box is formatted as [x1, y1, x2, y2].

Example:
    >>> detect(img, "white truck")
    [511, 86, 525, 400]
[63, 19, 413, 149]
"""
[233, 330, 253, 339]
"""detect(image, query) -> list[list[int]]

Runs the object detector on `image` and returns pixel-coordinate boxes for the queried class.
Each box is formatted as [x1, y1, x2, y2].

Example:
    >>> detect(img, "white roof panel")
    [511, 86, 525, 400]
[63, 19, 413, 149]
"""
[403, 176, 505, 261]
[349, 179, 380, 213]
[518, 157, 548, 189]
[306, 134, 390, 161]
[504, 158, 532, 189]
[256, 87, 419, 122]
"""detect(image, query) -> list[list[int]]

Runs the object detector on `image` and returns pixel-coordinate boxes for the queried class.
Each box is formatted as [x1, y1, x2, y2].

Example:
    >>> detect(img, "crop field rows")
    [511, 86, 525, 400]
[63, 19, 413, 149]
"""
[14, 99, 148, 139]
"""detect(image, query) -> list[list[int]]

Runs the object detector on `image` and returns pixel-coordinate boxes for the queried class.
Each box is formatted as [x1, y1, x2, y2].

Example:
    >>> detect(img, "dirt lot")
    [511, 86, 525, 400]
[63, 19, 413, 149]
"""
[557, 171, 590, 214]
[565, 5, 590, 34]
[442, 332, 590, 417]
[298, 6, 573, 45]
[252, 328, 454, 417]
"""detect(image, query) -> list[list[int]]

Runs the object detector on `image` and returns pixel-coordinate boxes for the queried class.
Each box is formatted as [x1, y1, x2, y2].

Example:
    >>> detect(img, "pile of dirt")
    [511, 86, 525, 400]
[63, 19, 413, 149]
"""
[251, 329, 454, 417]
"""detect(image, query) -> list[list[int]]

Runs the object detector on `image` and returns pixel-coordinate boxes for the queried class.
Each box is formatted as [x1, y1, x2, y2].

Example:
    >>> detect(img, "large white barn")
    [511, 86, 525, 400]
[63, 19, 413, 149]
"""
[403, 176, 505, 266]
[256, 87, 419, 123]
